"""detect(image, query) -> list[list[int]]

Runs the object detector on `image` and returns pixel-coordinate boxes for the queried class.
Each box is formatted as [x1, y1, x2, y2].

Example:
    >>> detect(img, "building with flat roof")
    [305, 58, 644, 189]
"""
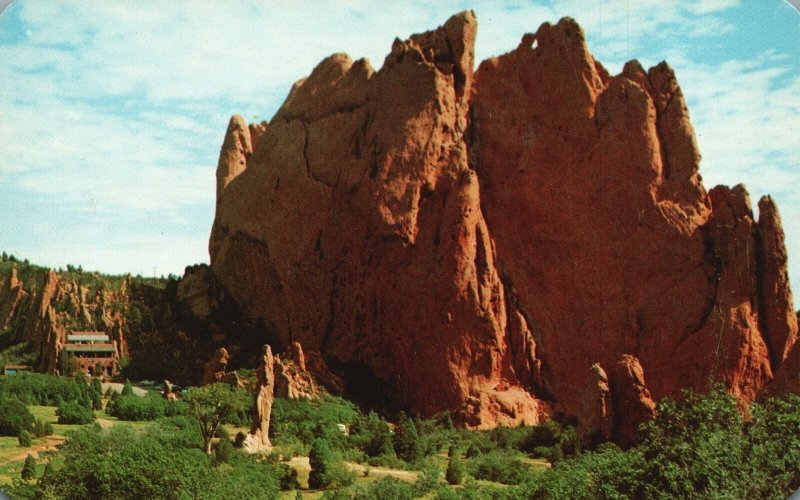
[62, 331, 119, 376]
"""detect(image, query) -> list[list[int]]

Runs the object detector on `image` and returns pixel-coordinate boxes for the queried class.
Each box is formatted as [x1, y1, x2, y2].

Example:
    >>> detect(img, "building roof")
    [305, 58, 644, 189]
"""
[63, 344, 117, 353]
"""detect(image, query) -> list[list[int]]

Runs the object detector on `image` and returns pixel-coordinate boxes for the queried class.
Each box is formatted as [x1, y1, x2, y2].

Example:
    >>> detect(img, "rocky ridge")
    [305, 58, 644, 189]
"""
[204, 12, 797, 438]
[0, 262, 130, 373]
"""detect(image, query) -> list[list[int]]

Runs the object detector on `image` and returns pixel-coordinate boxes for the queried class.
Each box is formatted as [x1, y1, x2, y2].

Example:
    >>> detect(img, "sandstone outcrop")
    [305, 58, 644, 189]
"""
[0, 264, 130, 374]
[202, 347, 229, 385]
[608, 355, 656, 447]
[243, 344, 274, 453]
[274, 341, 319, 399]
[205, 13, 798, 434]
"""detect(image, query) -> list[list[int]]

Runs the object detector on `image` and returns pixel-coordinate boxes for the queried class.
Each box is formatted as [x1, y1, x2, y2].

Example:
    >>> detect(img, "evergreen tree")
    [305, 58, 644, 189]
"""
[308, 438, 334, 489]
[445, 444, 464, 485]
[39, 461, 54, 486]
[18, 430, 32, 447]
[21, 454, 36, 480]
[58, 351, 78, 377]
[393, 412, 421, 462]
[121, 379, 134, 397]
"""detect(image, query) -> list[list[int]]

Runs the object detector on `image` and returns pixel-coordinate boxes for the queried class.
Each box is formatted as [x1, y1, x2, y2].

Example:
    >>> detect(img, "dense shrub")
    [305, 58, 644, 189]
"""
[466, 450, 531, 485]
[0, 372, 80, 406]
[18, 429, 32, 447]
[393, 412, 421, 463]
[271, 396, 359, 450]
[121, 379, 134, 397]
[8, 419, 281, 499]
[353, 476, 417, 500]
[214, 437, 234, 464]
[21, 454, 36, 480]
[445, 444, 464, 485]
[0, 397, 34, 435]
[309, 438, 355, 490]
[107, 394, 166, 421]
[56, 400, 94, 424]
[348, 410, 394, 458]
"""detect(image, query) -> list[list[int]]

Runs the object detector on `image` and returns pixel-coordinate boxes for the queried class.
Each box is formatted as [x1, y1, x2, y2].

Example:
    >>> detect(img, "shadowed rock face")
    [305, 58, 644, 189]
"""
[205, 12, 797, 433]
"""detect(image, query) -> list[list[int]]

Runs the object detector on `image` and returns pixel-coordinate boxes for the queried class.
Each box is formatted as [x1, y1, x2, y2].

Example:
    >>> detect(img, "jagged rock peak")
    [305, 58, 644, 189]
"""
[204, 13, 796, 436]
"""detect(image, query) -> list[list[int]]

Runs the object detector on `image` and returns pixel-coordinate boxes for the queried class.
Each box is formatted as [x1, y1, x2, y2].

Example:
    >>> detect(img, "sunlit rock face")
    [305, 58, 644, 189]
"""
[205, 12, 797, 433]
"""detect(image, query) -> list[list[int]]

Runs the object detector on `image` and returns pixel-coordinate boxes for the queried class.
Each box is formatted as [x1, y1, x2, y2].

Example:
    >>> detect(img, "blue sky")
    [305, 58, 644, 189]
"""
[0, 1, 798, 290]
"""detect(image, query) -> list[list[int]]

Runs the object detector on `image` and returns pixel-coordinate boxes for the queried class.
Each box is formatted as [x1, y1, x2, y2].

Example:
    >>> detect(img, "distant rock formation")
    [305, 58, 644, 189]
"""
[202, 12, 798, 435]
[202, 347, 229, 385]
[0, 264, 130, 374]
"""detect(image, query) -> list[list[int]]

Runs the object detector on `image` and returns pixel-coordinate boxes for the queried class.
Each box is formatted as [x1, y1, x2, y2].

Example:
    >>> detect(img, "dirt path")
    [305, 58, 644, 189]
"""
[0, 435, 65, 465]
[287, 456, 418, 485]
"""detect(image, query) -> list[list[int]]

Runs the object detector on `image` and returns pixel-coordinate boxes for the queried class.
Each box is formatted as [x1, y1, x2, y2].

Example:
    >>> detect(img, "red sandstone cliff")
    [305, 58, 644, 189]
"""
[206, 13, 798, 435]
[0, 264, 130, 373]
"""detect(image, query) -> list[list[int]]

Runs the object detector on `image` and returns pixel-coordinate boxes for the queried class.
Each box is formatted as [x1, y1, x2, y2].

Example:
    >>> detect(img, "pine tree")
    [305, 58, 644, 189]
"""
[39, 461, 54, 486]
[445, 444, 464, 485]
[308, 438, 334, 489]
[21, 454, 36, 480]
[18, 430, 32, 447]
[393, 412, 421, 462]
[121, 379, 134, 397]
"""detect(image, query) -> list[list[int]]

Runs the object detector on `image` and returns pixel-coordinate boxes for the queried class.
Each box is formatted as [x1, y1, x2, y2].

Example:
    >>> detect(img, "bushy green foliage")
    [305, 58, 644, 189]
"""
[121, 379, 135, 397]
[32, 418, 51, 438]
[58, 351, 79, 377]
[501, 388, 800, 500]
[8, 419, 282, 499]
[0, 396, 34, 435]
[18, 429, 32, 447]
[0, 372, 80, 406]
[271, 396, 359, 450]
[214, 436, 234, 464]
[106, 393, 184, 421]
[466, 450, 531, 485]
[39, 461, 54, 487]
[348, 410, 395, 459]
[393, 412, 421, 463]
[445, 444, 464, 485]
[309, 438, 355, 490]
[184, 383, 247, 454]
[309, 438, 335, 489]
[746, 394, 800, 496]
[352, 476, 417, 500]
[21, 454, 36, 480]
[56, 400, 94, 424]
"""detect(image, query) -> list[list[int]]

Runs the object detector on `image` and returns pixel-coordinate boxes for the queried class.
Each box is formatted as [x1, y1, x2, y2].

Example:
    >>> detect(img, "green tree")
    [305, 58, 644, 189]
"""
[309, 438, 334, 490]
[56, 400, 94, 424]
[58, 351, 78, 377]
[121, 379, 135, 397]
[18, 430, 32, 447]
[39, 461, 54, 487]
[393, 412, 420, 462]
[0, 397, 34, 436]
[184, 383, 246, 454]
[445, 444, 464, 485]
[21, 454, 36, 480]
[214, 436, 234, 464]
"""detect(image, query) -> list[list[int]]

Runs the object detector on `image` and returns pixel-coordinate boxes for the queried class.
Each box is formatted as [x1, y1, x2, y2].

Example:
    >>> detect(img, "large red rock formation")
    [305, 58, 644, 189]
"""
[206, 13, 797, 432]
